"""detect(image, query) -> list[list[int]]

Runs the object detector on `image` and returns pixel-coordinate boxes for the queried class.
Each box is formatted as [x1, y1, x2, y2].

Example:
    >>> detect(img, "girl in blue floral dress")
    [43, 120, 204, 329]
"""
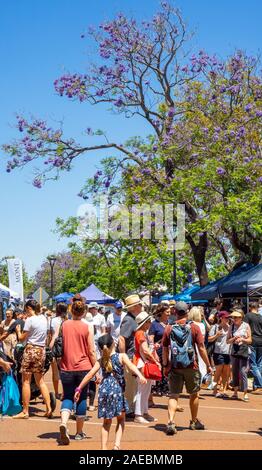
[74, 333, 146, 450]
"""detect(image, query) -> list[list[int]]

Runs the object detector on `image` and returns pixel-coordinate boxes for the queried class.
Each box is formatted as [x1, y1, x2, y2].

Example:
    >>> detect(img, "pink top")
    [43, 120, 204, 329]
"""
[60, 319, 92, 371]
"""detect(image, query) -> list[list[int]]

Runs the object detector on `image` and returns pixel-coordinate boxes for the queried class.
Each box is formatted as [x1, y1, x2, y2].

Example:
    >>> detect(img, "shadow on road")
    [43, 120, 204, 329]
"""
[150, 423, 188, 433]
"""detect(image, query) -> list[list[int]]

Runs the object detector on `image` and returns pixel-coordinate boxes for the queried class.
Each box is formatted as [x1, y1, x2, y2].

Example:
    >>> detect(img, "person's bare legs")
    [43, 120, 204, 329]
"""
[189, 393, 199, 422]
[168, 395, 179, 424]
[101, 419, 112, 450]
[114, 413, 125, 449]
[221, 365, 230, 394]
[76, 418, 85, 435]
[34, 373, 51, 415]
[213, 365, 223, 395]
[51, 359, 60, 396]
[13, 372, 31, 418]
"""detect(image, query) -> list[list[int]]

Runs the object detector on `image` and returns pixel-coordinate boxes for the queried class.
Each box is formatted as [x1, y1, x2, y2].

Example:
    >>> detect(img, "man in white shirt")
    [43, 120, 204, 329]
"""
[106, 301, 126, 346]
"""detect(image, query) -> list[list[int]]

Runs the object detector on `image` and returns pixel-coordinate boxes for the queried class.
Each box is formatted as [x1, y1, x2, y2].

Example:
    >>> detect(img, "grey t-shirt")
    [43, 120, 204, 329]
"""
[209, 324, 230, 355]
[24, 315, 48, 347]
[119, 312, 137, 358]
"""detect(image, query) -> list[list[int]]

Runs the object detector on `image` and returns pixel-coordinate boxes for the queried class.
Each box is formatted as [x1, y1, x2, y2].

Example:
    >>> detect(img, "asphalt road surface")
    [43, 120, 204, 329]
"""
[0, 376, 262, 450]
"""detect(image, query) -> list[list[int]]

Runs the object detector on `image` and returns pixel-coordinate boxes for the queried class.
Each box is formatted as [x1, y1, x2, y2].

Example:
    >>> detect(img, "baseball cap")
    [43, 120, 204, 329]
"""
[115, 301, 123, 309]
[175, 301, 188, 314]
[218, 310, 230, 319]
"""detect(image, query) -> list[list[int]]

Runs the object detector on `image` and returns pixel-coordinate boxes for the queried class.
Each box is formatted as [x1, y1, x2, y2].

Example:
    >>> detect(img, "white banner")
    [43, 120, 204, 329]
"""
[7, 258, 24, 301]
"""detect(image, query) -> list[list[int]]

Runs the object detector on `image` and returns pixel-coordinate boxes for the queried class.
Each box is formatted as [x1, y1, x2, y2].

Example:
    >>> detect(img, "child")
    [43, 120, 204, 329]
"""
[74, 333, 147, 450]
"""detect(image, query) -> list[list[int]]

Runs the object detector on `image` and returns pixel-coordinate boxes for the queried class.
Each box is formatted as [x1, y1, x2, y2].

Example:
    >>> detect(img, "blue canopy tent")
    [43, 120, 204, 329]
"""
[54, 292, 74, 304]
[174, 285, 208, 304]
[191, 263, 254, 301]
[80, 283, 117, 304]
[220, 263, 262, 298]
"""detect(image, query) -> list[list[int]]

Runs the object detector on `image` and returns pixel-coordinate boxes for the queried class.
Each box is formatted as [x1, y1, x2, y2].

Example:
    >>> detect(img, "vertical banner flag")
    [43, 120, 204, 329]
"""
[7, 258, 24, 301]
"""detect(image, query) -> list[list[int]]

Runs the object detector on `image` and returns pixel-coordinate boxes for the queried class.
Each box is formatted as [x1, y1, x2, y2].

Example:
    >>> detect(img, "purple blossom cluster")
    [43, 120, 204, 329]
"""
[54, 74, 88, 101]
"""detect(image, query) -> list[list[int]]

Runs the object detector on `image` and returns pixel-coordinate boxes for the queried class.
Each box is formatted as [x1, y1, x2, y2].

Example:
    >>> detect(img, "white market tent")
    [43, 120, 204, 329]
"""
[0, 282, 20, 299]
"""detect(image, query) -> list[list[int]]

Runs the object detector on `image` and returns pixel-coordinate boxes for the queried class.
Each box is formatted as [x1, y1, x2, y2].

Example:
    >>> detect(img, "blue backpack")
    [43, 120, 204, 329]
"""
[0, 372, 22, 416]
[170, 321, 195, 368]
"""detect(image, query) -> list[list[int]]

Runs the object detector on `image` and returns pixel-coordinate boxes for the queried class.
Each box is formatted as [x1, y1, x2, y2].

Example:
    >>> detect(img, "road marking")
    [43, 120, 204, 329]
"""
[194, 405, 262, 413]
[2, 417, 260, 437]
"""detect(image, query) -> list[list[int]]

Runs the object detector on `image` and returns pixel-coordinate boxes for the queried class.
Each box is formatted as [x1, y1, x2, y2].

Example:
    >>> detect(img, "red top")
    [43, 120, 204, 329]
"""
[133, 330, 146, 366]
[162, 319, 204, 370]
[60, 320, 92, 371]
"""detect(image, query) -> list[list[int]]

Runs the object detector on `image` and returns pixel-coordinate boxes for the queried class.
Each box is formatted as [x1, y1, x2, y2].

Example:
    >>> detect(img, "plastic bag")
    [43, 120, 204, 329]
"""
[0, 372, 22, 416]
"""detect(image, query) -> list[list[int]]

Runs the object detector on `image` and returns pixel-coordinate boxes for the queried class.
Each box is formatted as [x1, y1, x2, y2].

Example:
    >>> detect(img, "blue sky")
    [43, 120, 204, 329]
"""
[0, 0, 261, 277]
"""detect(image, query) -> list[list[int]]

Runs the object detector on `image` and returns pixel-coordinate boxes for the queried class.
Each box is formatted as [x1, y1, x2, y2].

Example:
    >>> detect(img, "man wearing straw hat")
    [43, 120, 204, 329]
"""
[118, 294, 143, 418]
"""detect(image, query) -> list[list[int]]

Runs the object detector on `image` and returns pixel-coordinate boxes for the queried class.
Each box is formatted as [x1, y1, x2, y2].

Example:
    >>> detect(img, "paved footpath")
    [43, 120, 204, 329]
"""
[0, 378, 262, 450]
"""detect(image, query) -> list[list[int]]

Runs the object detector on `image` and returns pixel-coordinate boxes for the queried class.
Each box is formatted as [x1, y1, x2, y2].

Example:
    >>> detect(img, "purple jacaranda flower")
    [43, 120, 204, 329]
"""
[114, 98, 124, 107]
[168, 107, 175, 117]
[152, 145, 158, 151]
[245, 176, 251, 183]
[245, 104, 252, 112]
[124, 272, 129, 276]
[96, 89, 104, 97]
[33, 178, 42, 189]
[258, 177, 262, 183]
[206, 181, 212, 187]
[216, 167, 226, 176]
[194, 187, 200, 193]
[255, 110, 262, 118]
[141, 267, 146, 273]
[105, 180, 111, 188]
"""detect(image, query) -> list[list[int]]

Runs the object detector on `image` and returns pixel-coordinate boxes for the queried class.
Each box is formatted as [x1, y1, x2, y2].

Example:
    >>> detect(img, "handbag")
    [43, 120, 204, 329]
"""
[230, 324, 249, 358]
[206, 324, 218, 356]
[52, 322, 63, 359]
[143, 363, 162, 381]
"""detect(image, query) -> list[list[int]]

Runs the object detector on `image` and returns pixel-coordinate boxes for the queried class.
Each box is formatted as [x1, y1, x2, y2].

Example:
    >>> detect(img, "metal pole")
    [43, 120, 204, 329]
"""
[51, 264, 54, 308]
[173, 246, 177, 296]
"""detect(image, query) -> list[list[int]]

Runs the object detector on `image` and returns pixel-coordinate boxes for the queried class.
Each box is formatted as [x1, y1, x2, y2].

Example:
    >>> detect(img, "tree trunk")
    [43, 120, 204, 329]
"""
[186, 233, 209, 287]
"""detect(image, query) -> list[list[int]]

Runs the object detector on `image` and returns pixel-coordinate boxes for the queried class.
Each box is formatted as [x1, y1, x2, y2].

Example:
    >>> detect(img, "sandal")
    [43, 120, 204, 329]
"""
[113, 445, 120, 450]
[44, 410, 53, 419]
[243, 396, 249, 402]
[231, 394, 238, 400]
[13, 412, 29, 419]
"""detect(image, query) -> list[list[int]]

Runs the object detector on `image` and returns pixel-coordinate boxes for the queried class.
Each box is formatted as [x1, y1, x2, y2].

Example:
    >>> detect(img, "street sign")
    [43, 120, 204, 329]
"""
[32, 287, 49, 304]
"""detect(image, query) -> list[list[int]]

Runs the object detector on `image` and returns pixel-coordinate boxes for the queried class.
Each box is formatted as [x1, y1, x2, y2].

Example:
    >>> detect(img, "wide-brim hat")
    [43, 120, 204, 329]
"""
[125, 294, 142, 309]
[89, 302, 99, 309]
[230, 311, 243, 318]
[136, 311, 153, 330]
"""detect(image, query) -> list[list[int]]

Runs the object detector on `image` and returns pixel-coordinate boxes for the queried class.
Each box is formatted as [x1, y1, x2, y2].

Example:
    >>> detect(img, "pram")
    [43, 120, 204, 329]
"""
[14, 344, 56, 411]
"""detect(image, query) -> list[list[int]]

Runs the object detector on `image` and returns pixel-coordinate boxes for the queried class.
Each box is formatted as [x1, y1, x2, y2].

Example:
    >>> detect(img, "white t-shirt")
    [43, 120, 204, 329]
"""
[24, 315, 48, 347]
[50, 316, 62, 335]
[106, 311, 126, 345]
[92, 313, 106, 341]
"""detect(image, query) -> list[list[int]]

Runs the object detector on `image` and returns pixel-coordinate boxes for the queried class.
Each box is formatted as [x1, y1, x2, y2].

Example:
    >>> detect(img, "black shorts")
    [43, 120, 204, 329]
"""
[213, 353, 230, 366]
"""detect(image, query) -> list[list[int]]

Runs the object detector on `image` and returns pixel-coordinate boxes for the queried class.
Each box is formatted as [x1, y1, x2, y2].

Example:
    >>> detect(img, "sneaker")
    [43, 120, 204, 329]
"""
[143, 413, 158, 422]
[75, 432, 87, 440]
[88, 405, 96, 412]
[59, 424, 70, 445]
[134, 416, 150, 424]
[189, 419, 205, 430]
[166, 422, 177, 435]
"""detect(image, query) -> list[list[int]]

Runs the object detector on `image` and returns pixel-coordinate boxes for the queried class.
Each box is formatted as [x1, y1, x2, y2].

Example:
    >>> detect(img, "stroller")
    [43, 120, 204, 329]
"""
[14, 344, 56, 412]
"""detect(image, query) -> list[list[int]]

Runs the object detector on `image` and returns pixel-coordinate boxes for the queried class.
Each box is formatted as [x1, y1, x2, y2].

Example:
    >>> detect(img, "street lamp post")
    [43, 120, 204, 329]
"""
[173, 246, 177, 296]
[47, 256, 57, 308]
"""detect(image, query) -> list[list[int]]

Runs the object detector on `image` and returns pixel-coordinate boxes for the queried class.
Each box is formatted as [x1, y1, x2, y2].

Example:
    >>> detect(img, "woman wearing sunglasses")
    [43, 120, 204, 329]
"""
[227, 310, 252, 402]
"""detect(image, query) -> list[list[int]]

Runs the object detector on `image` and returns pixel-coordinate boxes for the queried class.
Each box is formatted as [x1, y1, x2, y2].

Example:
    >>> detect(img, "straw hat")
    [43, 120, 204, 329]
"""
[124, 294, 142, 310]
[230, 311, 243, 318]
[135, 311, 152, 330]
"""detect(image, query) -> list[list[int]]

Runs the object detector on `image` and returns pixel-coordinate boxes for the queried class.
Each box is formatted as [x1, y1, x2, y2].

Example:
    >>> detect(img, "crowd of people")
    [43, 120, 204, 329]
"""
[0, 293, 262, 449]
